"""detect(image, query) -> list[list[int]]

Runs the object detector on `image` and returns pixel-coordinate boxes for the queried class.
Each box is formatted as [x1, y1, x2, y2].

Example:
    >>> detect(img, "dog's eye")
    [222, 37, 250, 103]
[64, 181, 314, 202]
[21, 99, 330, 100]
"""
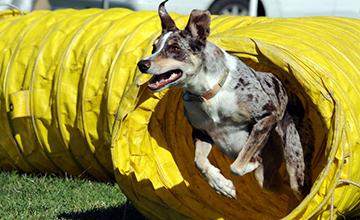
[172, 46, 180, 53]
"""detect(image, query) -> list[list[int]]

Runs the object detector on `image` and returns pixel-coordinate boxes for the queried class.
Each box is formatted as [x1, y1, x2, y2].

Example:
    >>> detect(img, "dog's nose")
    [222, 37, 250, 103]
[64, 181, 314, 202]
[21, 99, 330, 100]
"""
[138, 60, 151, 73]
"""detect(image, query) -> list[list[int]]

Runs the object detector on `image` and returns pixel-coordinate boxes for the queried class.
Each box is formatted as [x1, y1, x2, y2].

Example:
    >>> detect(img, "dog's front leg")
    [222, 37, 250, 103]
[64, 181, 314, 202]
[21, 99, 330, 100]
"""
[193, 129, 237, 199]
[230, 114, 277, 177]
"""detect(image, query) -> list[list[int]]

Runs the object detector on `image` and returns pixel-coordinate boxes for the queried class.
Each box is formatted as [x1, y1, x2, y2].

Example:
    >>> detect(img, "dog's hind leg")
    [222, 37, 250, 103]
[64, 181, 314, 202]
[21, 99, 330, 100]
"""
[286, 93, 314, 198]
[254, 131, 286, 195]
[254, 129, 301, 213]
[230, 114, 277, 177]
[192, 129, 237, 199]
[276, 111, 306, 202]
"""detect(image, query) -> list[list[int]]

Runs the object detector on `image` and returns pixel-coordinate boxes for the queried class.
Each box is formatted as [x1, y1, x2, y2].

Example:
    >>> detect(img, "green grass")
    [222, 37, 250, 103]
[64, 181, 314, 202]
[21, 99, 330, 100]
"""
[2, 170, 360, 220]
[0, 170, 147, 220]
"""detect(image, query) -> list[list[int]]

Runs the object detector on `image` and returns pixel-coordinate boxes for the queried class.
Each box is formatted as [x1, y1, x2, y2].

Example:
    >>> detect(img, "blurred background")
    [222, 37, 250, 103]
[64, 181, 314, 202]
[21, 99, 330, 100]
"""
[0, 0, 359, 18]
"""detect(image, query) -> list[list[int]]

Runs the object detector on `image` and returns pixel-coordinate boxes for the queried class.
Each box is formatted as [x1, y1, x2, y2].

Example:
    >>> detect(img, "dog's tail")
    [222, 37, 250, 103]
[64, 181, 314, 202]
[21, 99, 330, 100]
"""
[286, 92, 315, 196]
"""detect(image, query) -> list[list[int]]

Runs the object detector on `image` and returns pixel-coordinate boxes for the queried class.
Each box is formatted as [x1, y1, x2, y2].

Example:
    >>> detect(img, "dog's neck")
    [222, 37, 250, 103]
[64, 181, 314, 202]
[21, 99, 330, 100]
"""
[182, 42, 230, 106]
[183, 67, 229, 106]
[183, 42, 227, 96]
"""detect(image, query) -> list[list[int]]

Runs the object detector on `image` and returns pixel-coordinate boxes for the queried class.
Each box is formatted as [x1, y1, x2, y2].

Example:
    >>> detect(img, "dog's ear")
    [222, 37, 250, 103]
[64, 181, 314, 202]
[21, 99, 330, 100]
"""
[159, 0, 178, 32]
[185, 9, 211, 45]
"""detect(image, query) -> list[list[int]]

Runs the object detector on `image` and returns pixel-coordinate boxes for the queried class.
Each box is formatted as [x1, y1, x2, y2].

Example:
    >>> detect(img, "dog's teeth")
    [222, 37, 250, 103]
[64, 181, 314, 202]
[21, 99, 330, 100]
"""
[169, 72, 178, 80]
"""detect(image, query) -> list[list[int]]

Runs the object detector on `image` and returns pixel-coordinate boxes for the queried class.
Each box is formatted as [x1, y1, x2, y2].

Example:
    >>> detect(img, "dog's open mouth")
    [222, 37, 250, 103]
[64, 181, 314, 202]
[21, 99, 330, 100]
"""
[148, 69, 183, 90]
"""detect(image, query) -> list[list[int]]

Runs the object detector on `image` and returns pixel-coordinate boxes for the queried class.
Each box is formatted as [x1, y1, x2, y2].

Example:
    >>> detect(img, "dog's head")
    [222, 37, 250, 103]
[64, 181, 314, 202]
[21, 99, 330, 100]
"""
[137, 0, 211, 92]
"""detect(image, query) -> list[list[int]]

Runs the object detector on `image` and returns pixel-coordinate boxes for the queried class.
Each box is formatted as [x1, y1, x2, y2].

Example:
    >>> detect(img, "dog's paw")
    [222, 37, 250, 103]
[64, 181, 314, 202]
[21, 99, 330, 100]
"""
[205, 167, 237, 199]
[230, 157, 261, 176]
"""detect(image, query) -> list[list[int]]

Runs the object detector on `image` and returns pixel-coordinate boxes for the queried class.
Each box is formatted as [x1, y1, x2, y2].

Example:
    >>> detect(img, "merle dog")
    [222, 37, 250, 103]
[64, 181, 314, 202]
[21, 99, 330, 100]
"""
[138, 0, 314, 211]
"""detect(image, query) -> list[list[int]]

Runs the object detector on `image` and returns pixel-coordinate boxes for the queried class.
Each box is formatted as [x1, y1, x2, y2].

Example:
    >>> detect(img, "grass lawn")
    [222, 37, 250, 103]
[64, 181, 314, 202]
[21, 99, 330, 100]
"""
[0, 170, 147, 220]
[2, 169, 359, 219]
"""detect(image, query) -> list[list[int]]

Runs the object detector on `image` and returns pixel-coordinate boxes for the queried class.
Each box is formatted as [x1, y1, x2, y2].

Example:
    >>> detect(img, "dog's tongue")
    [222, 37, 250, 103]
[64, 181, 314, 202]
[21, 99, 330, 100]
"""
[148, 70, 182, 90]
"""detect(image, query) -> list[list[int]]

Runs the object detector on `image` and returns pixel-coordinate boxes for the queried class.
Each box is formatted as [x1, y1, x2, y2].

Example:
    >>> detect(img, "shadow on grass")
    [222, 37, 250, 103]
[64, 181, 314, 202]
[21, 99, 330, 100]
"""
[57, 201, 148, 220]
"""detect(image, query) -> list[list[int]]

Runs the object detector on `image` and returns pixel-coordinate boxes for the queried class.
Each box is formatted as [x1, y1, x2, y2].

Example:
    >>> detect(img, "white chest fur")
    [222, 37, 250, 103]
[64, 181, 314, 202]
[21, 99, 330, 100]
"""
[184, 89, 252, 160]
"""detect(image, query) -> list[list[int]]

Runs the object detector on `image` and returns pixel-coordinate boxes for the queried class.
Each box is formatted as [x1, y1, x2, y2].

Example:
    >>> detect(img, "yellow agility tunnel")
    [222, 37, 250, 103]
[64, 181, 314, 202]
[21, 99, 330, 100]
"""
[1, 8, 360, 220]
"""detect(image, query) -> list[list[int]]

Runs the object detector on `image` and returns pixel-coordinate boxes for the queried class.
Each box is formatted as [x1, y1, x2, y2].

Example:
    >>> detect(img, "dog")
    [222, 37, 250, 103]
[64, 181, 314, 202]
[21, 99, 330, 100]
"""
[138, 0, 314, 211]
